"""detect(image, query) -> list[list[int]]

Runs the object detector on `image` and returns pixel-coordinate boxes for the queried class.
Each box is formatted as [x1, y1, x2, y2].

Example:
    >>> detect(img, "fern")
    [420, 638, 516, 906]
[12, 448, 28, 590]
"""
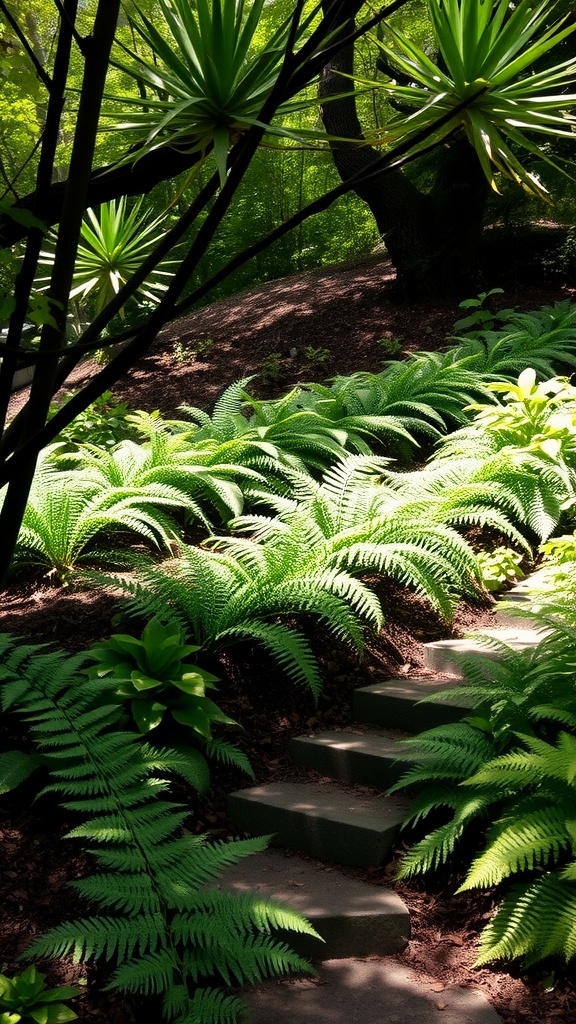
[12, 459, 189, 576]
[93, 531, 382, 699]
[223, 456, 484, 619]
[0, 635, 319, 1021]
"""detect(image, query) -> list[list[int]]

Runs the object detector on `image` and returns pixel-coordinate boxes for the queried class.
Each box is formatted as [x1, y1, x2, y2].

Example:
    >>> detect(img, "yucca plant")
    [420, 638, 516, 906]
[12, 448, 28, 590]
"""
[108, 0, 327, 183]
[369, 0, 576, 199]
[0, 634, 319, 1022]
[39, 198, 175, 318]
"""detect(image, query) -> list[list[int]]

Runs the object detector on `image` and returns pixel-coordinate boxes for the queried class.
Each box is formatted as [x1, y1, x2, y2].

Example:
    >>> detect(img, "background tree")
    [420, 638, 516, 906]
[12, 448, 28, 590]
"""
[319, 0, 576, 298]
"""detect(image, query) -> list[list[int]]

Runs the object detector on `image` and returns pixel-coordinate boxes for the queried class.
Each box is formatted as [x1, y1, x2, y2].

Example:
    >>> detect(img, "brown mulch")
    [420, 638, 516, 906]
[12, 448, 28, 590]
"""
[2, 255, 576, 1023]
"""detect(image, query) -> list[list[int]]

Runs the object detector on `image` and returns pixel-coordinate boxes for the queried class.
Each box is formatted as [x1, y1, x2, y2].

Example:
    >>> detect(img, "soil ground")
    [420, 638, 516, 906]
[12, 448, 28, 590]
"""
[2, 255, 576, 1023]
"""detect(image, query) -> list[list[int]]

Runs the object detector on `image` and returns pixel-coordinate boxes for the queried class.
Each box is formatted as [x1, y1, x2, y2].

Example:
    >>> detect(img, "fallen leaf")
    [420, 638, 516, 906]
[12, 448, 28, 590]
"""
[430, 983, 445, 992]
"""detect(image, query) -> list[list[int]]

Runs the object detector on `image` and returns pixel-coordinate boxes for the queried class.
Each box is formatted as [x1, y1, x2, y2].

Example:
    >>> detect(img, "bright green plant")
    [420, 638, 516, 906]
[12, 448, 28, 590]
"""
[450, 301, 576, 380]
[391, 594, 576, 967]
[12, 458, 189, 578]
[375, 334, 403, 359]
[452, 288, 510, 333]
[86, 616, 228, 735]
[458, 732, 576, 967]
[0, 635, 319, 1022]
[221, 455, 491, 620]
[476, 546, 525, 592]
[109, 0, 324, 183]
[0, 966, 79, 1024]
[468, 368, 576, 464]
[97, 524, 384, 699]
[39, 198, 175, 317]
[369, 0, 576, 199]
[84, 617, 252, 789]
[541, 532, 576, 565]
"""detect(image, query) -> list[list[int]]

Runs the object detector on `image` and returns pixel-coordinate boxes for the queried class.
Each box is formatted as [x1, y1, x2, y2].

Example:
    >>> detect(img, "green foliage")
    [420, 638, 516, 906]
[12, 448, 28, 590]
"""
[259, 351, 286, 386]
[450, 300, 576, 379]
[173, 337, 214, 364]
[476, 546, 524, 592]
[370, 0, 576, 199]
[540, 532, 576, 565]
[0, 749, 40, 795]
[461, 733, 576, 967]
[11, 457, 188, 578]
[452, 288, 511, 333]
[108, 0, 324, 183]
[393, 589, 576, 967]
[0, 965, 79, 1024]
[0, 635, 320, 1021]
[467, 368, 576, 465]
[98, 519, 384, 700]
[225, 454, 484, 619]
[304, 345, 331, 372]
[84, 617, 251, 787]
[51, 392, 136, 451]
[38, 198, 175, 325]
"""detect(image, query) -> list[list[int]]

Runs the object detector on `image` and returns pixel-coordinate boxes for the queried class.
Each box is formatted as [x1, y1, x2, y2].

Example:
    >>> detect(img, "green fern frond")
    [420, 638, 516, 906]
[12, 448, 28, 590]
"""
[476, 875, 576, 966]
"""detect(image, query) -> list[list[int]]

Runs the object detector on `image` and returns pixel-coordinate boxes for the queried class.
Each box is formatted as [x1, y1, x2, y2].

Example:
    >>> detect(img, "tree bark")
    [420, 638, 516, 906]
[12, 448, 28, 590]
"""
[319, 2, 489, 299]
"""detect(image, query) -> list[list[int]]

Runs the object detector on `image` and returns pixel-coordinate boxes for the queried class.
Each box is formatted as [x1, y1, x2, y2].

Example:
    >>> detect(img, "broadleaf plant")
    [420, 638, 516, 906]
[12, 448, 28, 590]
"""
[0, 965, 79, 1024]
[85, 616, 254, 789]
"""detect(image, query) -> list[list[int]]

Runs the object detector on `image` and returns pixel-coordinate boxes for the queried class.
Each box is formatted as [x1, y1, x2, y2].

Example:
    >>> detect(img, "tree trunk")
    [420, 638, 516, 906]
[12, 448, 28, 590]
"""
[319, 3, 489, 299]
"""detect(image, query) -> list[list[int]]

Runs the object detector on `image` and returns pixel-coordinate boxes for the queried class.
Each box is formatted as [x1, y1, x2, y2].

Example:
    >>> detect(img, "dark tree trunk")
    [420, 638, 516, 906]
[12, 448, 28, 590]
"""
[319, 3, 489, 299]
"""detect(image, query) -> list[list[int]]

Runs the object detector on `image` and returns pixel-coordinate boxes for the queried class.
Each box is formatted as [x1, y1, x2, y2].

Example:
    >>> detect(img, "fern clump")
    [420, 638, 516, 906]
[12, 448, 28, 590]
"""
[393, 599, 576, 969]
[0, 635, 321, 1022]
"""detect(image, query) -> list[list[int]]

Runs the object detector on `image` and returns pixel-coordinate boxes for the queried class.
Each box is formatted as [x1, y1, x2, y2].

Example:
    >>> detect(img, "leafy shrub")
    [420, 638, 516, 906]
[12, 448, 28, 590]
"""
[85, 617, 251, 791]
[0, 965, 79, 1024]
[0, 635, 320, 1022]
[51, 391, 136, 450]
[476, 546, 524, 592]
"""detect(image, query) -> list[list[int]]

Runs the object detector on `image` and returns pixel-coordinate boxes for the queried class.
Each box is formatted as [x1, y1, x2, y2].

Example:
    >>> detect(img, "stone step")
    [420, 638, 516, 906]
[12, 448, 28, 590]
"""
[219, 847, 409, 959]
[228, 780, 408, 869]
[423, 627, 545, 676]
[353, 676, 472, 731]
[290, 728, 408, 788]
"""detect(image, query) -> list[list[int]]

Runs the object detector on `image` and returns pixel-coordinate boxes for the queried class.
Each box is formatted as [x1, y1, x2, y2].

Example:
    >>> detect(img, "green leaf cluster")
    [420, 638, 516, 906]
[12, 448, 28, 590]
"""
[0, 965, 79, 1024]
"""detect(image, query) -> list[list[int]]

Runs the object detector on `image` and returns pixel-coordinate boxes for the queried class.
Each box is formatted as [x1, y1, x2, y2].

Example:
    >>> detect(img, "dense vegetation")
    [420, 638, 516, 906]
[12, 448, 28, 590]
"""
[2, 0, 576, 1019]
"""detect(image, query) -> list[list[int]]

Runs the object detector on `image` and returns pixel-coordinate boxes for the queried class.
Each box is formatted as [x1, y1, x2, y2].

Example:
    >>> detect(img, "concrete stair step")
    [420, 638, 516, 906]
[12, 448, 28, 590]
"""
[290, 728, 409, 788]
[353, 676, 472, 731]
[228, 780, 408, 868]
[220, 847, 409, 959]
[423, 627, 546, 676]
